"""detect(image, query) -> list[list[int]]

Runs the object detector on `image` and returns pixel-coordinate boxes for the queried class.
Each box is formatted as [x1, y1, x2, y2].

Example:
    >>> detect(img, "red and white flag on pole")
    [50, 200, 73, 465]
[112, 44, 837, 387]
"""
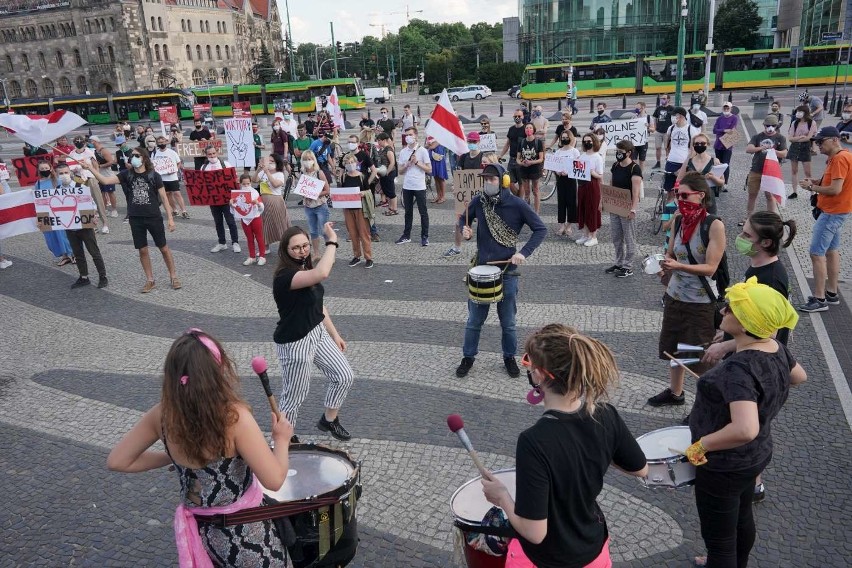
[760, 148, 786, 207]
[0, 190, 39, 240]
[328, 87, 346, 130]
[0, 110, 87, 148]
[425, 89, 467, 156]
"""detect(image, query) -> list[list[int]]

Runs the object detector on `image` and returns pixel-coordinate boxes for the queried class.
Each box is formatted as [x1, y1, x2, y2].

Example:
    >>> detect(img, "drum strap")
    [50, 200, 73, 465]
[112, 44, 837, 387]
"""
[194, 494, 342, 528]
[318, 505, 331, 558]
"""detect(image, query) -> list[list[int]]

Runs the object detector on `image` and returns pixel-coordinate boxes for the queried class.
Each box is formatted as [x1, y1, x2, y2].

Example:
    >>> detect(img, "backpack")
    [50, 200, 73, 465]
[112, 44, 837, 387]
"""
[673, 214, 730, 300]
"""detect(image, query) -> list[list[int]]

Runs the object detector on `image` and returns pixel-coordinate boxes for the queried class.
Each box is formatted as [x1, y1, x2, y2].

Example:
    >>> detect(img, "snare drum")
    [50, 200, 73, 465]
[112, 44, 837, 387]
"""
[451, 469, 517, 568]
[468, 265, 504, 304]
[642, 253, 666, 275]
[636, 426, 695, 488]
[263, 443, 361, 568]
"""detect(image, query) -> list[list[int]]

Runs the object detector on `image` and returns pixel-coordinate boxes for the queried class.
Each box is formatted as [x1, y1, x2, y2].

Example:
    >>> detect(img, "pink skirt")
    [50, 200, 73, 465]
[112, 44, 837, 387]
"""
[505, 537, 612, 568]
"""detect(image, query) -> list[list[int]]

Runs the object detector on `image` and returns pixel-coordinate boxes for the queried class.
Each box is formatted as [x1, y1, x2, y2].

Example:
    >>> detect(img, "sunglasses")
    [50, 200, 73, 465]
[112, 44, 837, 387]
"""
[130, 153, 142, 158]
[289, 243, 311, 252]
[677, 191, 701, 200]
[520, 353, 556, 388]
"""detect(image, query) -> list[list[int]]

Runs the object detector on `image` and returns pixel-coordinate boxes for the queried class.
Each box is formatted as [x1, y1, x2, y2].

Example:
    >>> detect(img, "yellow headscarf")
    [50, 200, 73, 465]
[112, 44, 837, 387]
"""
[726, 277, 799, 338]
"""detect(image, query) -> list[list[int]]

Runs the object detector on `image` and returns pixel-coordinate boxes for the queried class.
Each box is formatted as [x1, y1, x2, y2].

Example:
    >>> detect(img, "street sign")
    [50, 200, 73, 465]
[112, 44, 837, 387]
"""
[822, 32, 844, 41]
[790, 45, 803, 59]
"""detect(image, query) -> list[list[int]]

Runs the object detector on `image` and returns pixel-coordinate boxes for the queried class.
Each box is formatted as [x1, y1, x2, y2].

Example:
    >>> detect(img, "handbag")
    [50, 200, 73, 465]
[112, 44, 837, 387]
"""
[811, 193, 822, 220]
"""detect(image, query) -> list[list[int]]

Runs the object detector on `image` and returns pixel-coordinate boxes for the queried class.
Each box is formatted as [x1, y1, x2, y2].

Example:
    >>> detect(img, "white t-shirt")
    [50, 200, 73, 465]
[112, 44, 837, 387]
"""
[667, 123, 696, 164]
[584, 151, 604, 177]
[67, 148, 95, 180]
[151, 148, 181, 182]
[554, 147, 580, 173]
[258, 169, 287, 196]
[201, 159, 233, 171]
[280, 119, 298, 139]
[401, 113, 418, 130]
[398, 145, 430, 190]
[691, 109, 708, 131]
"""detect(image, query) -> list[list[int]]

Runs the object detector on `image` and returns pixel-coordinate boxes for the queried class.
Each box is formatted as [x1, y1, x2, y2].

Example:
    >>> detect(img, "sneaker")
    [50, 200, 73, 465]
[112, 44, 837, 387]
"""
[456, 356, 475, 378]
[421, 237, 430, 247]
[615, 267, 634, 278]
[504, 357, 521, 378]
[141, 280, 156, 294]
[109, 209, 119, 218]
[604, 264, 620, 274]
[798, 296, 828, 313]
[100, 226, 110, 234]
[647, 388, 686, 407]
[123, 216, 129, 223]
[575, 235, 589, 244]
[97, 276, 108, 288]
[71, 276, 90, 289]
[232, 242, 241, 253]
[265, 247, 271, 255]
[364, 259, 374, 269]
[345, 237, 352, 242]
[257, 257, 267, 266]
[371, 234, 380, 242]
[317, 415, 351, 441]
[825, 291, 841, 305]
[290, 435, 301, 445]
[210, 243, 228, 253]
[243, 257, 256, 266]
[182, 211, 190, 219]
[348, 257, 363, 267]
[753, 483, 766, 503]
[652, 161, 661, 170]
[583, 237, 598, 247]
[0, 259, 12, 269]
[395, 236, 411, 245]
[443, 247, 461, 257]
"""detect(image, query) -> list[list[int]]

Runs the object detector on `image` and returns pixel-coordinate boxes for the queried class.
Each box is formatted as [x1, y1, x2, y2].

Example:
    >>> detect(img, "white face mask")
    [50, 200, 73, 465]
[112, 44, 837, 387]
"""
[345, 163, 357, 172]
[130, 157, 143, 169]
[722, 110, 732, 116]
[283, 114, 291, 121]
[273, 125, 281, 131]
[844, 112, 852, 120]
[301, 159, 315, 169]
[796, 111, 804, 119]
[347, 142, 357, 151]
[405, 135, 415, 145]
[381, 113, 388, 118]
[483, 182, 500, 197]
[764, 126, 776, 134]
[58, 173, 73, 186]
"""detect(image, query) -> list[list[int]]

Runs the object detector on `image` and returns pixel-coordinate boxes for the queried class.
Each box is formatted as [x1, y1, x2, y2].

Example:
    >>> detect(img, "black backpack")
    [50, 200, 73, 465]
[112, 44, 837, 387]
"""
[674, 214, 731, 300]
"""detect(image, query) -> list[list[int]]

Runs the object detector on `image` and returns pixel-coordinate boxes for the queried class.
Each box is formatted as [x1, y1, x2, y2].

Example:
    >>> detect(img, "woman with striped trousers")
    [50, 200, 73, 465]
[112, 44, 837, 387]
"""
[272, 223, 354, 441]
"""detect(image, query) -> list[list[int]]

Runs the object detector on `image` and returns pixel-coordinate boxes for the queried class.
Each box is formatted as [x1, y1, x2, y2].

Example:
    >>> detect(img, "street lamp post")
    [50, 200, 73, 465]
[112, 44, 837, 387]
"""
[319, 57, 351, 78]
[702, 0, 716, 96]
[675, 0, 688, 107]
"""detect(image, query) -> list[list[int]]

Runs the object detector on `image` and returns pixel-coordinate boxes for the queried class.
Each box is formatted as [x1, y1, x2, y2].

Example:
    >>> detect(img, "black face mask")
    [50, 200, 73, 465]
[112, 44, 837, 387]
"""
[583, 141, 593, 150]
[615, 151, 627, 162]
[39, 170, 51, 178]
[195, 124, 202, 129]
[513, 117, 522, 124]
[560, 138, 570, 146]
[597, 109, 604, 115]
[693, 144, 708, 154]
[157, 143, 167, 149]
[74, 141, 85, 149]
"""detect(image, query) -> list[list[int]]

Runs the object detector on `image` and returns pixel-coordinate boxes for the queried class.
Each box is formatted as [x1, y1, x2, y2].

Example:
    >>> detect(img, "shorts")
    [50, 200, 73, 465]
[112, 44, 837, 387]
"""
[379, 174, 397, 199]
[809, 211, 850, 255]
[659, 295, 717, 373]
[100, 184, 116, 193]
[787, 141, 811, 163]
[163, 179, 181, 192]
[746, 171, 762, 196]
[129, 216, 167, 249]
[519, 165, 542, 181]
[507, 160, 522, 184]
[663, 161, 681, 191]
[654, 131, 666, 148]
[632, 144, 648, 162]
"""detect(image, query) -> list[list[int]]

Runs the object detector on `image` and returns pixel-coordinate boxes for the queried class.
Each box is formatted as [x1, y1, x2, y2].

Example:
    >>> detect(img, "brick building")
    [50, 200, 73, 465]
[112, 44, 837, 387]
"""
[0, 0, 283, 101]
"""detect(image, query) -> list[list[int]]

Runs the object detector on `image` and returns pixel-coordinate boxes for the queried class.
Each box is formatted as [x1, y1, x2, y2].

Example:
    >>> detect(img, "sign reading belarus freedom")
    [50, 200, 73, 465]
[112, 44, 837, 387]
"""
[33, 183, 96, 230]
[600, 119, 648, 148]
[184, 167, 238, 206]
[425, 89, 467, 156]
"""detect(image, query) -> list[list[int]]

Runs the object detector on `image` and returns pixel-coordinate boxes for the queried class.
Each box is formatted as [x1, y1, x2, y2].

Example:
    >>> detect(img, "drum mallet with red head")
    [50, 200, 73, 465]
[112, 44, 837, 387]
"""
[447, 414, 492, 480]
[251, 356, 282, 420]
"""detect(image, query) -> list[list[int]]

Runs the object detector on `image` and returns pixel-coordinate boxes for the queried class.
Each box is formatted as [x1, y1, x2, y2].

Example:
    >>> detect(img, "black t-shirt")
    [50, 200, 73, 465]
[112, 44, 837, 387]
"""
[189, 128, 212, 141]
[514, 405, 646, 568]
[652, 105, 675, 133]
[118, 169, 163, 218]
[744, 261, 791, 345]
[554, 124, 579, 139]
[689, 342, 796, 472]
[353, 150, 373, 174]
[518, 138, 543, 163]
[358, 118, 375, 129]
[341, 173, 367, 190]
[304, 119, 317, 136]
[272, 268, 325, 344]
[456, 152, 484, 170]
[505, 125, 526, 161]
[377, 118, 396, 135]
[610, 161, 642, 191]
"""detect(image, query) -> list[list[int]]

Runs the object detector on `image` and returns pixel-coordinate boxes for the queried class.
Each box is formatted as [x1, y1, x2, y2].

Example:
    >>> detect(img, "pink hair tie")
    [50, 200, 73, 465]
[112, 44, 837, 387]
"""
[180, 375, 189, 386]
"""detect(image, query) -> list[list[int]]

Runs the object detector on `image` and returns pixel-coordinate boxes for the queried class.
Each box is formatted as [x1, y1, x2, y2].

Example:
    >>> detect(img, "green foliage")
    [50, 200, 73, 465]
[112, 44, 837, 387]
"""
[476, 62, 525, 91]
[714, 0, 763, 51]
[252, 44, 276, 84]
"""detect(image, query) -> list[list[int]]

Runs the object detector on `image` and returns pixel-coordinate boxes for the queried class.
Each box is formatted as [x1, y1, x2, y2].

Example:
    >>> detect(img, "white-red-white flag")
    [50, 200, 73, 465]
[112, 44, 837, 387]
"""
[0, 190, 39, 240]
[760, 148, 786, 206]
[425, 90, 467, 156]
[0, 110, 87, 148]
[327, 87, 345, 130]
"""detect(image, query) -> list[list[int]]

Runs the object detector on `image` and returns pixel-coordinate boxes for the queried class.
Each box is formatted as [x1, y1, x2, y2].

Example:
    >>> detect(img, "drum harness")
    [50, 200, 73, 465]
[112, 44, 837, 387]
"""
[469, 194, 519, 275]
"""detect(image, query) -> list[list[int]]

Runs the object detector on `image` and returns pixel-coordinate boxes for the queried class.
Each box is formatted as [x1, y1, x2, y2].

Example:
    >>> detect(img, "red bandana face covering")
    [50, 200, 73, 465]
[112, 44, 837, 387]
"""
[677, 199, 707, 243]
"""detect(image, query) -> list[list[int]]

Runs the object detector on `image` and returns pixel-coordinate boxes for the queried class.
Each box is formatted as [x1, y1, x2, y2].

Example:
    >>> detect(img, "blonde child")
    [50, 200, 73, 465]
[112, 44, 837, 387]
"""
[230, 174, 266, 265]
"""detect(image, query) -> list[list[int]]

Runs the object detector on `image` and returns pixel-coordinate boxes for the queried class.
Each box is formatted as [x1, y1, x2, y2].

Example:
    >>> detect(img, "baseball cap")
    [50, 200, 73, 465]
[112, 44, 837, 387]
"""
[673, 107, 687, 118]
[763, 115, 779, 127]
[479, 163, 506, 178]
[813, 126, 841, 141]
[722, 101, 732, 108]
[467, 131, 481, 142]
[88, 135, 100, 142]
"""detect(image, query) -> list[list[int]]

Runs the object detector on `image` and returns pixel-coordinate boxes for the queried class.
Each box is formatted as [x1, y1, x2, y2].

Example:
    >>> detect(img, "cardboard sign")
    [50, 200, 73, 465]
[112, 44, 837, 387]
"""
[193, 103, 212, 122]
[0, 163, 9, 181]
[232, 101, 252, 118]
[230, 188, 261, 222]
[175, 139, 223, 158]
[600, 184, 633, 218]
[543, 153, 573, 173]
[184, 167, 238, 206]
[453, 169, 485, 215]
[568, 157, 592, 181]
[720, 129, 740, 149]
[600, 119, 648, 147]
[12, 154, 55, 186]
[479, 134, 497, 152]
[292, 174, 326, 201]
[33, 184, 96, 230]
[224, 118, 255, 169]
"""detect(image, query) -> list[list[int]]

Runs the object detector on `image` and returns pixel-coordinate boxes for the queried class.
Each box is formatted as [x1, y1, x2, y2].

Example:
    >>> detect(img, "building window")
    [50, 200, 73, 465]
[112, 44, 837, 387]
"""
[181, 19, 185, 32]
[98, 47, 105, 64]
[216, 45, 221, 59]
[199, 20, 203, 32]
[60, 77, 72, 95]
[55, 50, 64, 68]
[110, 17, 115, 31]
[71, 22, 76, 35]
[222, 67, 230, 82]
[77, 76, 87, 94]
[163, 45, 169, 60]
[9, 80, 21, 98]
[5, 55, 12, 73]
[225, 45, 230, 59]
[22, 54, 30, 71]
[42, 78, 54, 96]
[186, 45, 192, 60]
[74, 49, 82, 67]
[196, 45, 202, 60]
[108, 45, 115, 63]
[158, 70, 171, 88]
[25, 79, 37, 97]
[207, 68, 218, 83]
[38, 51, 46, 70]
[206, 45, 212, 59]
[206, 21, 210, 33]
[222, 22, 226, 33]
[217, 22, 221, 33]
[86, 20, 91, 34]
[187, 20, 192, 32]
[192, 69, 204, 86]
[158, 17, 163, 31]
[151, 16, 156, 30]
[102, 83, 113, 93]
[155, 45, 161, 61]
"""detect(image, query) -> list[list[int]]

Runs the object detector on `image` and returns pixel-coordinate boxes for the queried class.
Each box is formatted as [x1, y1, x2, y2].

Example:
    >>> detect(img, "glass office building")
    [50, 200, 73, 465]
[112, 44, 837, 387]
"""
[517, 0, 711, 63]
[799, 0, 852, 46]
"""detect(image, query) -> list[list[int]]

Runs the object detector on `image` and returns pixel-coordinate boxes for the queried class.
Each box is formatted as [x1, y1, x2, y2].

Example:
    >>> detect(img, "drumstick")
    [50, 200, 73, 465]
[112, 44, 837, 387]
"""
[663, 351, 701, 379]
[486, 260, 513, 265]
[251, 356, 282, 420]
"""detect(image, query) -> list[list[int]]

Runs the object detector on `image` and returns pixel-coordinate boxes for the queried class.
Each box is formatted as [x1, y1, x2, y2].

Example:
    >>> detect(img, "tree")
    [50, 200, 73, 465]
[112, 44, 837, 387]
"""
[252, 44, 276, 84]
[714, 0, 763, 51]
[476, 62, 525, 91]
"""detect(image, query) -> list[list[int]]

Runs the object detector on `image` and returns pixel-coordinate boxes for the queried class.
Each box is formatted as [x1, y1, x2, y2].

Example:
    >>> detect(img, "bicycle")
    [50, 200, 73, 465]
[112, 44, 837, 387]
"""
[648, 170, 675, 235]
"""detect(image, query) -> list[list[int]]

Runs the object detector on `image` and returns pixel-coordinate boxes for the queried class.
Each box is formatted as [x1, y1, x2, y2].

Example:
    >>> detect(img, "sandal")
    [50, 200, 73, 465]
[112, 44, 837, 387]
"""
[57, 257, 72, 266]
[383, 209, 399, 216]
[434, 199, 446, 204]
[171, 277, 182, 290]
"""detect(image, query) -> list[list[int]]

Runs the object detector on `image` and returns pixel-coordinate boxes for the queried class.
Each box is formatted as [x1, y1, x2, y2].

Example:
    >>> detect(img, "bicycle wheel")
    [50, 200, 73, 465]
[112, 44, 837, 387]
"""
[651, 190, 665, 235]
[540, 170, 557, 201]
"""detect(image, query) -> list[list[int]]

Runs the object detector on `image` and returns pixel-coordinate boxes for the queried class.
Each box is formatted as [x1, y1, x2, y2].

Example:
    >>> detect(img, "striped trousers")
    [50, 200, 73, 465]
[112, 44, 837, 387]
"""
[275, 323, 354, 427]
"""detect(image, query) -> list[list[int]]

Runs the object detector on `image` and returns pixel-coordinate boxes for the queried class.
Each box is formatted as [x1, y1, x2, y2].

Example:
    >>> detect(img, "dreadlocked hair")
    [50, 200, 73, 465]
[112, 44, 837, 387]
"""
[524, 323, 619, 416]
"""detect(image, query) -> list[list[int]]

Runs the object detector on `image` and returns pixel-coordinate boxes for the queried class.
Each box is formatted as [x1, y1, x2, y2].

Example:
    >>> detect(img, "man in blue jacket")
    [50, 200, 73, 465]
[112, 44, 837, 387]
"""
[456, 163, 547, 378]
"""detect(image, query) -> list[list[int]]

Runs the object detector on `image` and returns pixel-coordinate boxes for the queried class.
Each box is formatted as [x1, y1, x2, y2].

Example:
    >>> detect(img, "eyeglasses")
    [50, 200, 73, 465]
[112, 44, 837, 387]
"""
[289, 243, 311, 252]
[677, 191, 701, 200]
[130, 154, 142, 158]
[480, 123, 489, 126]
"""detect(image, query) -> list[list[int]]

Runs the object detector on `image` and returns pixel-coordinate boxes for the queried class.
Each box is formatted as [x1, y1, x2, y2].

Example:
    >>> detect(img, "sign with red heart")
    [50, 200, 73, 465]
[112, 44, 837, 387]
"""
[32, 184, 96, 231]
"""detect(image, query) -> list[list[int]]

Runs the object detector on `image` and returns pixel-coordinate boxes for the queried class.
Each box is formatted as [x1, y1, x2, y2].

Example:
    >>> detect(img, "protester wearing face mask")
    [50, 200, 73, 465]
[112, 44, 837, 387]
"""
[531, 105, 549, 142]
[201, 147, 241, 255]
[425, 136, 448, 204]
[189, 119, 213, 170]
[786, 105, 817, 200]
[251, 123, 265, 172]
[168, 124, 182, 149]
[298, 150, 332, 258]
[270, 119, 289, 161]
[339, 153, 375, 269]
[744, 115, 788, 220]
[553, 130, 580, 237]
[442, 133, 488, 258]
[303, 112, 317, 138]
[835, 103, 852, 149]
[279, 111, 299, 139]
[151, 135, 187, 219]
[767, 102, 784, 128]
[575, 134, 604, 247]
[605, 141, 642, 278]
[67, 135, 111, 235]
[252, 153, 291, 253]
[517, 123, 545, 213]
[550, 112, 578, 150]
[498, 109, 528, 194]
[630, 102, 650, 170]
[662, 107, 697, 193]
[395, 127, 432, 246]
[589, 102, 612, 130]
[34, 161, 75, 267]
[652, 94, 675, 169]
[358, 112, 375, 132]
[675, 133, 725, 211]
[456, 163, 547, 378]
[713, 102, 739, 185]
[689, 102, 708, 132]
[376, 107, 396, 141]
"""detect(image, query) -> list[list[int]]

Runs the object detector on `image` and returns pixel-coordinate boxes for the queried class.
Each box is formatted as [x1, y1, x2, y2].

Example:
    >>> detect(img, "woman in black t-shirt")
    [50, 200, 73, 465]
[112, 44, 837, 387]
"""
[686, 279, 805, 568]
[607, 140, 642, 277]
[516, 123, 544, 213]
[272, 223, 354, 442]
[481, 324, 648, 568]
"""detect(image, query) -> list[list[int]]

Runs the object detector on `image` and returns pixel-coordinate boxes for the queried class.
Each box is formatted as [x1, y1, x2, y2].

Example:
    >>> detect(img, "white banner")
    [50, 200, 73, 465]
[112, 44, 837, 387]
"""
[224, 118, 255, 169]
[543, 153, 572, 173]
[567, 156, 592, 181]
[600, 119, 648, 148]
[33, 184, 96, 230]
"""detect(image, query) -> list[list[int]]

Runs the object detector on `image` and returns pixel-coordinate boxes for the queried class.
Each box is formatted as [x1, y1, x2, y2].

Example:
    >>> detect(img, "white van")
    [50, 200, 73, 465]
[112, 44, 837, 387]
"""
[364, 87, 392, 104]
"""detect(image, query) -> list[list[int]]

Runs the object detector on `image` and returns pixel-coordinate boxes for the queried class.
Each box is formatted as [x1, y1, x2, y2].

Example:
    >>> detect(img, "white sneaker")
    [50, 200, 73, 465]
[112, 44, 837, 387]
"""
[243, 257, 256, 266]
[109, 209, 119, 218]
[583, 237, 599, 247]
[257, 257, 267, 266]
[0, 259, 12, 269]
[210, 243, 228, 253]
[575, 235, 588, 244]
[232, 242, 241, 253]
[101, 226, 110, 234]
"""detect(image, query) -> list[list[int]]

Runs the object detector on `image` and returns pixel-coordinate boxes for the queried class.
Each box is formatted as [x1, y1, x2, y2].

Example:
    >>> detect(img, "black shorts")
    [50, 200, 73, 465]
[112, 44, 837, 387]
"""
[379, 173, 397, 199]
[129, 216, 167, 249]
[632, 144, 648, 162]
[519, 165, 542, 181]
[163, 179, 181, 192]
[507, 161, 522, 183]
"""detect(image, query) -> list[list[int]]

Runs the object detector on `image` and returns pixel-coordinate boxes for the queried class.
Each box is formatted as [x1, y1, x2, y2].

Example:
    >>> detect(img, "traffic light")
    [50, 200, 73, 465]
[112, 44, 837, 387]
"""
[336, 41, 342, 52]
[354, 42, 359, 53]
[418, 71, 425, 83]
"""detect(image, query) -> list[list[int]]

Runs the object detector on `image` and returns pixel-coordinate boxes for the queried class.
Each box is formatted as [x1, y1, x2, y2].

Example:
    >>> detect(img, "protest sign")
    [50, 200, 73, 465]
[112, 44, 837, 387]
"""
[0, 163, 9, 181]
[33, 183, 96, 230]
[292, 174, 326, 201]
[273, 98, 292, 121]
[184, 167, 238, 206]
[230, 189, 261, 222]
[330, 184, 363, 209]
[232, 101, 252, 118]
[193, 103, 212, 122]
[600, 184, 633, 218]
[567, 157, 592, 181]
[600, 119, 648, 147]
[543, 152, 572, 173]
[224, 118, 255, 169]
[719, 129, 740, 149]
[151, 153, 179, 176]
[478, 134, 497, 152]
[158, 105, 179, 137]
[175, 139, 223, 158]
[453, 169, 485, 215]
[12, 154, 55, 186]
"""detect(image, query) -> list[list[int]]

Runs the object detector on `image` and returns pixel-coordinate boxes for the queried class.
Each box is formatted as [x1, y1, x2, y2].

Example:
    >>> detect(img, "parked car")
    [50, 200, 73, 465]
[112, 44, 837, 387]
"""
[364, 87, 392, 103]
[508, 85, 521, 98]
[435, 85, 492, 102]
[435, 87, 464, 101]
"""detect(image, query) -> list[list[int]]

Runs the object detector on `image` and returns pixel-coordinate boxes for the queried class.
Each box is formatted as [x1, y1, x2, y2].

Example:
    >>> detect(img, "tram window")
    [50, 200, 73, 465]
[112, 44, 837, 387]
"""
[245, 94, 263, 106]
[342, 84, 356, 97]
[210, 95, 232, 107]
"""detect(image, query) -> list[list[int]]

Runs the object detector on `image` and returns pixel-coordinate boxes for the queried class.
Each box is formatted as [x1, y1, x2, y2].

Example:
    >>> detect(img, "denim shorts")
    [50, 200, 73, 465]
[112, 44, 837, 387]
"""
[809, 211, 849, 255]
[304, 203, 329, 239]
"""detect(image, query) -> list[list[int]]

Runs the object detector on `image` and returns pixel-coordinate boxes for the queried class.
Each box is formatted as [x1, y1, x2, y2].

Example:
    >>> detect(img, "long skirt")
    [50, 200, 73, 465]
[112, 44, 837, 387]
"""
[261, 194, 290, 246]
[577, 178, 601, 232]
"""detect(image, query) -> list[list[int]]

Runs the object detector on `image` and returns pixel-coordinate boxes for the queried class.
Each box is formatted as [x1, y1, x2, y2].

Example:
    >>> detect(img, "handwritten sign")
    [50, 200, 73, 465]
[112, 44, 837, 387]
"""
[152, 153, 179, 176]
[175, 139, 223, 158]
[292, 174, 326, 201]
[0, 163, 9, 181]
[600, 184, 633, 218]
[479, 134, 497, 152]
[230, 189, 261, 222]
[600, 119, 648, 147]
[224, 118, 255, 169]
[453, 169, 485, 215]
[33, 184, 96, 230]
[543, 153, 572, 173]
[184, 167, 238, 206]
[12, 154, 55, 186]
[568, 157, 591, 181]
[719, 129, 740, 149]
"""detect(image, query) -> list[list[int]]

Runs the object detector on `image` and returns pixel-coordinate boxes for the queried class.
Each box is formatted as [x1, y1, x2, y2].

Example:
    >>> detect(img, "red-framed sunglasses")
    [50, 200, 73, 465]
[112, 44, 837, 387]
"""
[521, 353, 557, 388]
[677, 190, 702, 200]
